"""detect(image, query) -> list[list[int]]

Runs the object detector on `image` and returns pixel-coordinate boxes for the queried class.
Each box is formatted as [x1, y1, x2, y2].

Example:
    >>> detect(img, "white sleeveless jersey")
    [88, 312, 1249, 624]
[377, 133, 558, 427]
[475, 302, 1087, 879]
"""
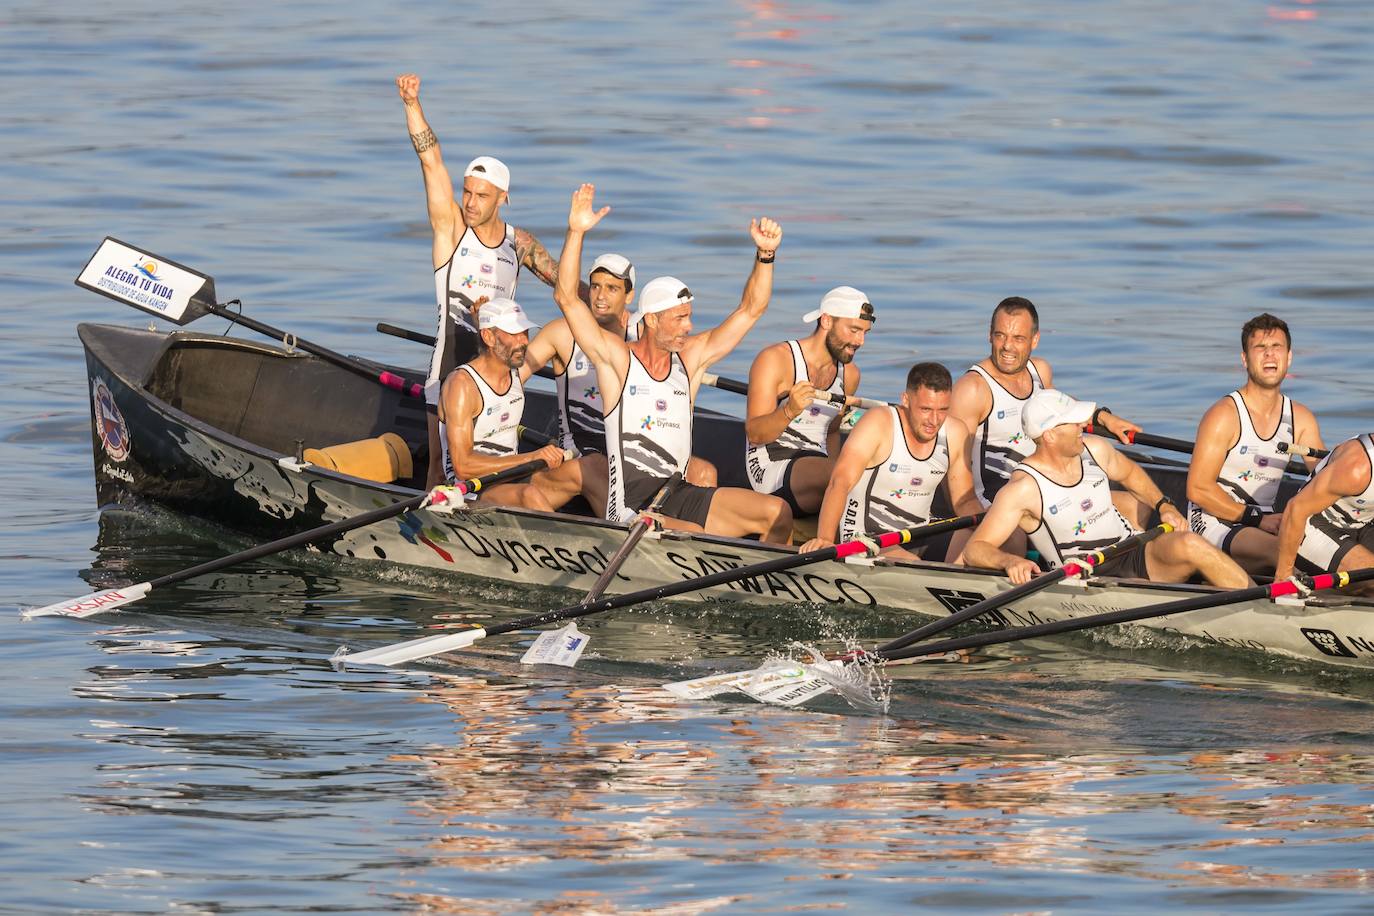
[605, 351, 693, 522]
[1313, 434, 1374, 533]
[970, 361, 1044, 506]
[1016, 447, 1137, 568]
[1187, 392, 1294, 541]
[745, 340, 844, 494]
[839, 409, 949, 541]
[556, 321, 638, 456]
[439, 364, 524, 484]
[426, 223, 520, 402]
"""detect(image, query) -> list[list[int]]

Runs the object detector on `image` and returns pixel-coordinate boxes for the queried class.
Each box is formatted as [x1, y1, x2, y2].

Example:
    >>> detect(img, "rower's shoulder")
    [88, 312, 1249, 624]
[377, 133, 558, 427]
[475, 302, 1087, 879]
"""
[1196, 394, 1242, 432]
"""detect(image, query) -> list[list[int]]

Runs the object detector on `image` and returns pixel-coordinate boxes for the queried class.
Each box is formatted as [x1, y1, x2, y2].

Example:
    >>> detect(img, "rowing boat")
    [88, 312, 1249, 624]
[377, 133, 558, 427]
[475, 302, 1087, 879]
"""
[78, 322, 1374, 669]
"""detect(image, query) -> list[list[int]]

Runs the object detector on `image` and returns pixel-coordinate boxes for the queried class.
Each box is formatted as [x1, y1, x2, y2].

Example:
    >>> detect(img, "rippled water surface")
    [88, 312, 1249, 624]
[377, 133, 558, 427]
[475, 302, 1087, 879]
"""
[3, 1, 1374, 912]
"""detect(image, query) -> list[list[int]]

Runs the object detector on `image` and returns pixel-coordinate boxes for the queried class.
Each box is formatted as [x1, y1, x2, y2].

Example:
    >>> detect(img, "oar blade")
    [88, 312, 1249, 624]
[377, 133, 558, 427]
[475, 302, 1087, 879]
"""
[665, 660, 842, 707]
[334, 627, 487, 668]
[75, 237, 216, 326]
[23, 583, 152, 619]
[519, 622, 591, 667]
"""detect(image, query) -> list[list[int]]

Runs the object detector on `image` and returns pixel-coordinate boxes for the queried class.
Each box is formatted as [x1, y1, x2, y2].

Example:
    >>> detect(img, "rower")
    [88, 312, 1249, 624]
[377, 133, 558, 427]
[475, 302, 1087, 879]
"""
[948, 296, 1144, 556]
[799, 363, 982, 561]
[396, 73, 565, 487]
[1186, 314, 1324, 575]
[964, 389, 1251, 588]
[521, 251, 718, 513]
[551, 183, 793, 543]
[1274, 433, 1374, 594]
[743, 286, 870, 515]
[437, 298, 595, 511]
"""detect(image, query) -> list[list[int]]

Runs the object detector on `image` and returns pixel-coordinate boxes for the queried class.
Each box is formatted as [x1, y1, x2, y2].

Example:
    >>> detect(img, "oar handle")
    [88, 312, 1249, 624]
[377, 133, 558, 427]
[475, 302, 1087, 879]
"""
[876, 523, 1174, 653]
[1278, 440, 1329, 460]
[881, 567, 1374, 661]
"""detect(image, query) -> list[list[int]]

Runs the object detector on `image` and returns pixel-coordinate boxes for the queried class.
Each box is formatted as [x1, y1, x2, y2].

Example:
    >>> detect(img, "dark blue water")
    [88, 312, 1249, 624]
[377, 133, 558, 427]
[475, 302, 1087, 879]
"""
[3, 1, 1374, 911]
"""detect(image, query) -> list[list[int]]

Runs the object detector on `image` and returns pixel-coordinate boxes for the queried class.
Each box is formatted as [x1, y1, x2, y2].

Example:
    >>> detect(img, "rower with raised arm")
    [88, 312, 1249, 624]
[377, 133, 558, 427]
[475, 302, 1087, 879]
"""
[964, 389, 1252, 588]
[799, 363, 982, 561]
[521, 251, 717, 516]
[552, 183, 792, 543]
[743, 287, 870, 516]
[396, 73, 564, 487]
[1274, 433, 1374, 595]
[1186, 313, 1324, 576]
[437, 298, 595, 511]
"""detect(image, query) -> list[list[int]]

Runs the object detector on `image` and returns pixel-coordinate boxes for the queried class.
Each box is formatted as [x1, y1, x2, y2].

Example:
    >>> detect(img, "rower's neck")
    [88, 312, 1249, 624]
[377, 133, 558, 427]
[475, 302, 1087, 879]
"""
[1239, 381, 1283, 414]
[799, 332, 838, 382]
[469, 217, 507, 248]
[982, 357, 1034, 394]
[470, 352, 513, 391]
[1027, 445, 1080, 483]
[631, 337, 671, 376]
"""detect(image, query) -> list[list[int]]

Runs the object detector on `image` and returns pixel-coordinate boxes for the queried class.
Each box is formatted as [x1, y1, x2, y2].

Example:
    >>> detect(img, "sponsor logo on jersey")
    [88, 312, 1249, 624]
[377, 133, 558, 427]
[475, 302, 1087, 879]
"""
[1238, 469, 1254, 481]
[1239, 445, 1248, 454]
[500, 412, 511, 423]
[1080, 498, 1093, 512]
[497, 255, 516, 266]
[1008, 432, 1025, 445]
[480, 263, 493, 274]
[910, 476, 923, 487]
[888, 462, 898, 472]
[655, 399, 667, 412]
[460, 247, 470, 256]
[1073, 520, 1088, 536]
[889, 488, 908, 499]
[1255, 455, 1270, 467]
[461, 274, 476, 289]
[996, 409, 1006, 420]
[583, 386, 599, 400]
[628, 384, 637, 395]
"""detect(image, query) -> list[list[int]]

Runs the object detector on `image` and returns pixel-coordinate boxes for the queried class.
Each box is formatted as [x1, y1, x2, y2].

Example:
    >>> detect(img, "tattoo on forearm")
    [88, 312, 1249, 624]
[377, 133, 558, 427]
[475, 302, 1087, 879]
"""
[410, 128, 437, 154]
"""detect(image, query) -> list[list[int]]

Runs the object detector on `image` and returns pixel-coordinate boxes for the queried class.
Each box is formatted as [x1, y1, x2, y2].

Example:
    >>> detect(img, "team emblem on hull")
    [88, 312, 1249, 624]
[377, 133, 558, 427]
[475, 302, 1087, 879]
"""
[91, 377, 130, 462]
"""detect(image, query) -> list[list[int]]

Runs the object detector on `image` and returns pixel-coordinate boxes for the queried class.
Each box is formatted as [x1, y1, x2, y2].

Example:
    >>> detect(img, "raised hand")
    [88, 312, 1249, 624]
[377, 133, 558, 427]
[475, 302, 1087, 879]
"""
[568, 183, 610, 233]
[396, 73, 421, 106]
[750, 217, 783, 252]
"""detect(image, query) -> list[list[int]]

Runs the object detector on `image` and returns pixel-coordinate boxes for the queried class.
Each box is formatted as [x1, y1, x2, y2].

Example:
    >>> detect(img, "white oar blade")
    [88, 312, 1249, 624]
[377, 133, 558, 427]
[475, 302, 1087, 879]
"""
[24, 582, 152, 619]
[664, 660, 839, 707]
[334, 627, 487, 668]
[519, 622, 590, 667]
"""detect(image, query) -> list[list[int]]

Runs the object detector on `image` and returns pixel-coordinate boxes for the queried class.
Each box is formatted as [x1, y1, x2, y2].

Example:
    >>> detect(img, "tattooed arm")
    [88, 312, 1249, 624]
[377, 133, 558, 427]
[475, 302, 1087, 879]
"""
[397, 73, 463, 269]
[513, 227, 561, 287]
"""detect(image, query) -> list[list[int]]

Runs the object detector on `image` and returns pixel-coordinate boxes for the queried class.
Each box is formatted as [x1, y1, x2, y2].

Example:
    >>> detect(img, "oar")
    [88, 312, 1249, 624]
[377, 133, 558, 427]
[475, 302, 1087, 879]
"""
[333, 514, 982, 668]
[74, 238, 427, 400]
[374, 321, 887, 410]
[867, 523, 1174, 656]
[583, 472, 683, 603]
[23, 456, 565, 620]
[1084, 425, 1329, 461]
[877, 568, 1374, 662]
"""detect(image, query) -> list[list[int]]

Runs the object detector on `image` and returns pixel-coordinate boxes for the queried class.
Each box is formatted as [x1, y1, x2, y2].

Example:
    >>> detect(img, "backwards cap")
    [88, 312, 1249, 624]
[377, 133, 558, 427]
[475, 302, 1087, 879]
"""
[629, 276, 693, 326]
[803, 286, 875, 323]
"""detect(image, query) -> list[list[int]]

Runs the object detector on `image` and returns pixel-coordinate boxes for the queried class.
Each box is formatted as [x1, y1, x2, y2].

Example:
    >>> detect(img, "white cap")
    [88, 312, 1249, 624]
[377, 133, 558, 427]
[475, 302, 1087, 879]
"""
[590, 253, 636, 291]
[803, 286, 875, 323]
[1022, 388, 1096, 439]
[476, 298, 535, 334]
[464, 156, 511, 194]
[630, 276, 693, 325]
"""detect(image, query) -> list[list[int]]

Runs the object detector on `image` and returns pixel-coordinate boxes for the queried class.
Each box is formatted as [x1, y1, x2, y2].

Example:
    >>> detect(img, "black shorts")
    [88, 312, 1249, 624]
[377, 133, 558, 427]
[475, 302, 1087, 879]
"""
[770, 450, 826, 517]
[623, 475, 717, 528]
[1089, 543, 1151, 581]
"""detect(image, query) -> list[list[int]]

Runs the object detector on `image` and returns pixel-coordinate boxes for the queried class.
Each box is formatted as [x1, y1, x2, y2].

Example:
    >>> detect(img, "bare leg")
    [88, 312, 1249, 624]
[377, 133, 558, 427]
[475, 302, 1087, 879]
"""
[479, 482, 554, 511]
[782, 455, 837, 515]
[686, 455, 717, 487]
[530, 458, 598, 512]
[1145, 531, 1251, 589]
[703, 487, 793, 544]
[577, 453, 609, 518]
[1225, 527, 1279, 578]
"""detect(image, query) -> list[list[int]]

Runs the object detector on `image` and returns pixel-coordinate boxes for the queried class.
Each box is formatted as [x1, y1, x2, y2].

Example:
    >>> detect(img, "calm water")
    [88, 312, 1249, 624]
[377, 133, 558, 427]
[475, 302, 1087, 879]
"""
[4, 1, 1374, 911]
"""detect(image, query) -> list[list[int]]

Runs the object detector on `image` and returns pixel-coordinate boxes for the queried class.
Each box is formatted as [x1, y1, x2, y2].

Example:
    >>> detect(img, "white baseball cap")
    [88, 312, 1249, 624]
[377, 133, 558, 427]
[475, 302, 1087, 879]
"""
[476, 298, 536, 334]
[590, 253, 636, 291]
[803, 286, 875, 323]
[1022, 388, 1096, 439]
[630, 276, 693, 325]
[464, 156, 511, 195]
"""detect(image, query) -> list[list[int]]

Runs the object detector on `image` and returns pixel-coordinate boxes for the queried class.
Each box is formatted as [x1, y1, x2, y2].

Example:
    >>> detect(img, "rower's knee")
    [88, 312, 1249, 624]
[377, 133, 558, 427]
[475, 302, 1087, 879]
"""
[687, 456, 717, 487]
[764, 496, 793, 544]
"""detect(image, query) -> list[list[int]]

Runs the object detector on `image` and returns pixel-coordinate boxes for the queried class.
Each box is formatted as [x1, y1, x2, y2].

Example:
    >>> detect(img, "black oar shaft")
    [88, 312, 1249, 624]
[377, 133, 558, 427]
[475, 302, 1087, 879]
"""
[147, 458, 552, 592]
[877, 524, 1172, 653]
[376, 322, 435, 346]
[476, 515, 982, 641]
[881, 568, 1374, 661]
[582, 473, 682, 603]
[211, 305, 426, 398]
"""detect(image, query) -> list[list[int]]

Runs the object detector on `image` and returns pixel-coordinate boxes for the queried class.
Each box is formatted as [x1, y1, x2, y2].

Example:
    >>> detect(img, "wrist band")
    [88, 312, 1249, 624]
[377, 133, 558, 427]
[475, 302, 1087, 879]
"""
[1239, 504, 1263, 527]
[1153, 496, 1173, 513]
[756, 251, 775, 263]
